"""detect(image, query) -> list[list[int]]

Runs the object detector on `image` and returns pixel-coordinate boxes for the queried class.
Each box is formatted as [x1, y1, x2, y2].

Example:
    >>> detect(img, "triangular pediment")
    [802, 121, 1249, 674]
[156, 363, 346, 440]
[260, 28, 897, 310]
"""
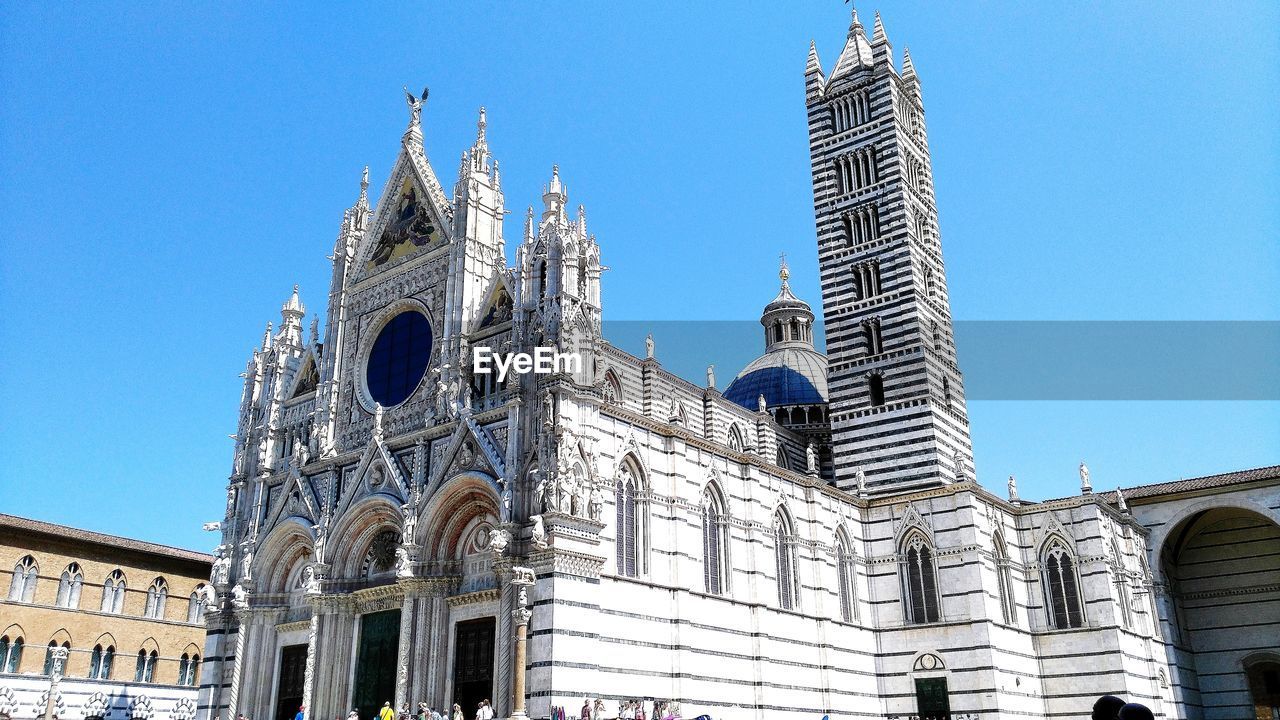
[333, 436, 410, 521]
[474, 275, 515, 331]
[264, 473, 321, 533]
[286, 350, 321, 400]
[355, 144, 453, 278]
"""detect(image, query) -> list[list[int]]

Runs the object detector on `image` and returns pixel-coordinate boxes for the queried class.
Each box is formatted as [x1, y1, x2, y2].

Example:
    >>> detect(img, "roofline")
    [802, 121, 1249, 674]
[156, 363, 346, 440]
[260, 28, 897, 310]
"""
[1048, 464, 1280, 505]
[0, 513, 214, 565]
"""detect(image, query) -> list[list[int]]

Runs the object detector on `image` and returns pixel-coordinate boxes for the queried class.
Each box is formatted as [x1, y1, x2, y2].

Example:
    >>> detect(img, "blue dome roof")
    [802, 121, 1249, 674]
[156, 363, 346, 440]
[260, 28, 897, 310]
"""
[723, 346, 828, 409]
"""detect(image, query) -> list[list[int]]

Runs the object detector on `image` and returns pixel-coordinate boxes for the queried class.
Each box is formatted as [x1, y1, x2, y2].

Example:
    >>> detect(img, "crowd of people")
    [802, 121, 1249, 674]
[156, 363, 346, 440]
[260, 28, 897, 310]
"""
[271, 693, 1152, 720]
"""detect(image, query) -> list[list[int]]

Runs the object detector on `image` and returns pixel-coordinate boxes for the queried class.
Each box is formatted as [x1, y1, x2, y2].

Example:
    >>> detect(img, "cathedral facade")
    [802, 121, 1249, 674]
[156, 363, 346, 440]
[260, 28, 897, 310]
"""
[196, 10, 1280, 720]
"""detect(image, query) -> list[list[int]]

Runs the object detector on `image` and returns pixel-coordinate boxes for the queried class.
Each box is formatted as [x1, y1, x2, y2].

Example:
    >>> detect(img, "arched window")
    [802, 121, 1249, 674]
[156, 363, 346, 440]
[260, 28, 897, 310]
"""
[993, 532, 1017, 624]
[43, 640, 71, 675]
[902, 532, 940, 624]
[1, 634, 23, 672]
[1112, 539, 1132, 629]
[88, 644, 114, 679]
[101, 570, 126, 614]
[726, 424, 744, 453]
[835, 533, 858, 622]
[1246, 659, 1280, 720]
[868, 373, 886, 406]
[135, 648, 158, 683]
[56, 563, 84, 609]
[775, 447, 790, 471]
[774, 511, 798, 610]
[177, 652, 200, 686]
[144, 578, 168, 619]
[702, 487, 728, 595]
[615, 460, 641, 577]
[187, 587, 207, 623]
[1043, 540, 1084, 629]
[8, 555, 38, 602]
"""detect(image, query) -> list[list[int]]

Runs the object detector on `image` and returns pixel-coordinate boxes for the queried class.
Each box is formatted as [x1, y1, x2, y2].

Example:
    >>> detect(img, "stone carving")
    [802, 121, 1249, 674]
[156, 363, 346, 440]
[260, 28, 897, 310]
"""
[645, 333, 655, 359]
[758, 394, 767, 413]
[372, 403, 385, 442]
[395, 546, 414, 578]
[542, 391, 555, 429]
[200, 582, 219, 609]
[1079, 461, 1092, 493]
[1115, 486, 1128, 513]
[231, 583, 249, 609]
[806, 441, 818, 474]
[954, 448, 967, 480]
[530, 515, 548, 549]
[706, 364, 715, 389]
[128, 695, 154, 720]
[488, 527, 511, 555]
[211, 545, 232, 585]
[588, 479, 606, 522]
[855, 466, 867, 496]
[1008, 475, 1019, 501]
[302, 564, 321, 594]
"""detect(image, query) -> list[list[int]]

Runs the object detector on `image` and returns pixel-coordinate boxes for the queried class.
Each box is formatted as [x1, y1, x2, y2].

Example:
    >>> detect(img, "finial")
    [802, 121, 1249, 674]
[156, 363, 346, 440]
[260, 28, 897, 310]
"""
[849, 4, 864, 34]
[872, 12, 888, 44]
[902, 47, 917, 79]
[309, 316, 319, 346]
[262, 321, 273, 350]
[404, 86, 427, 126]
[477, 106, 487, 142]
[779, 252, 790, 286]
[359, 165, 370, 204]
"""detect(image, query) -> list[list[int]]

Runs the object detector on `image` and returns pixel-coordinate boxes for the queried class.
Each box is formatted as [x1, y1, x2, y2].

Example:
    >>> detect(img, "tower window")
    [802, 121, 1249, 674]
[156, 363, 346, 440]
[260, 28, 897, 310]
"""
[862, 319, 883, 356]
[868, 373, 886, 406]
[846, 205, 880, 246]
[854, 260, 882, 300]
[834, 146, 878, 196]
[901, 533, 941, 624]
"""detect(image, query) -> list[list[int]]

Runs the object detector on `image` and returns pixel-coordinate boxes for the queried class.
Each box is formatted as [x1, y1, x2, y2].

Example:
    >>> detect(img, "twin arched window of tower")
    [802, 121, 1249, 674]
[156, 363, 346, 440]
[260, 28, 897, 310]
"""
[0, 635, 23, 673]
[56, 563, 83, 609]
[134, 649, 158, 683]
[901, 533, 940, 624]
[1043, 541, 1085, 629]
[144, 578, 168, 619]
[178, 652, 200, 686]
[88, 644, 115, 679]
[101, 570, 126, 614]
[7, 555, 37, 602]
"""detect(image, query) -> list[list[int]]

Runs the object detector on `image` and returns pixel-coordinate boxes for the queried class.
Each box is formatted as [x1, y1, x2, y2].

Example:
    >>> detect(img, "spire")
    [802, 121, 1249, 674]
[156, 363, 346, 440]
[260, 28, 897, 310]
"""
[902, 47, 917, 80]
[806, 40, 821, 74]
[871, 12, 888, 45]
[524, 206, 535, 243]
[282, 284, 305, 319]
[848, 4, 864, 37]
[492, 159, 501, 192]
[542, 165, 567, 222]
[261, 322, 273, 351]
[577, 204, 587, 238]
[828, 5, 874, 82]
[871, 12, 893, 69]
[358, 166, 370, 209]
[309, 316, 319, 347]
[470, 106, 491, 173]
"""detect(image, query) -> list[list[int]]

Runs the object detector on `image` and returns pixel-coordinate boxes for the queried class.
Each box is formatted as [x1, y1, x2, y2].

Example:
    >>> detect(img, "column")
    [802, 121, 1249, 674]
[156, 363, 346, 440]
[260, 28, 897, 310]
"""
[226, 612, 251, 720]
[509, 568, 535, 720]
[301, 609, 320, 720]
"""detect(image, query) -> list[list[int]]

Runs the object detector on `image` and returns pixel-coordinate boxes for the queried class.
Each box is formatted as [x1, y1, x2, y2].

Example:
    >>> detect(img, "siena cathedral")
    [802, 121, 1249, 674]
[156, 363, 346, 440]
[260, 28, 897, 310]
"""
[197, 9, 1280, 720]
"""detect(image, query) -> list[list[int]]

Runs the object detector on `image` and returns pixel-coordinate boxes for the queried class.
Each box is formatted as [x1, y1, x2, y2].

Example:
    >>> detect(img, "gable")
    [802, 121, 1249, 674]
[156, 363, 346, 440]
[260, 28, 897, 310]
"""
[366, 177, 445, 270]
[288, 352, 320, 400]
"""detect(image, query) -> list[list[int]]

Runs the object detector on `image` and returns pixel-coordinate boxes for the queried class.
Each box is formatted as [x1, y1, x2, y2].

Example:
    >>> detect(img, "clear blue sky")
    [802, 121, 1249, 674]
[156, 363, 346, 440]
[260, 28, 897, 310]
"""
[1, 2, 1276, 551]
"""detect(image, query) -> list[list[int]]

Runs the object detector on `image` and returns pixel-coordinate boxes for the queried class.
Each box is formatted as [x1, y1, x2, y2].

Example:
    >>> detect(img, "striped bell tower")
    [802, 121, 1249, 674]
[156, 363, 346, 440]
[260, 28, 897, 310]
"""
[807, 8, 973, 493]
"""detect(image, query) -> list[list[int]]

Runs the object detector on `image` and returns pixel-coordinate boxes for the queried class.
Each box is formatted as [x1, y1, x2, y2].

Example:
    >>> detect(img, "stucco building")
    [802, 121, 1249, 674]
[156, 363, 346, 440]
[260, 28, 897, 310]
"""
[0, 514, 213, 720]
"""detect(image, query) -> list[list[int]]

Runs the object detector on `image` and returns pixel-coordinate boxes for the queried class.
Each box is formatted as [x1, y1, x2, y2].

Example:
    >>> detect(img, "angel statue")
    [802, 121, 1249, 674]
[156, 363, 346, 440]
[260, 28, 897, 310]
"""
[404, 86, 428, 125]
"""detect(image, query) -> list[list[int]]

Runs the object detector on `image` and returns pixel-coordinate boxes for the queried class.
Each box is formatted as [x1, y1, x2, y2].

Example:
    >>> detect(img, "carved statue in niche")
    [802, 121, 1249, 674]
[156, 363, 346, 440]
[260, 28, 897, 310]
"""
[530, 515, 548, 549]
[368, 183, 441, 269]
[210, 545, 231, 585]
[588, 479, 605, 522]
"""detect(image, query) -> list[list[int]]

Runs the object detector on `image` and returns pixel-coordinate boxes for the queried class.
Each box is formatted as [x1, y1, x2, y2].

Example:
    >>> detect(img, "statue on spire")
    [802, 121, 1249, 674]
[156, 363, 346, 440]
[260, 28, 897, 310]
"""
[404, 86, 428, 126]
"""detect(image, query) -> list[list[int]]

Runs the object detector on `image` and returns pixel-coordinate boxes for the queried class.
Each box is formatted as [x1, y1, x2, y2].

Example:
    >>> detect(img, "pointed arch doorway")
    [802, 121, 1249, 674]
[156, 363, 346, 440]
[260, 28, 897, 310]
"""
[353, 610, 401, 720]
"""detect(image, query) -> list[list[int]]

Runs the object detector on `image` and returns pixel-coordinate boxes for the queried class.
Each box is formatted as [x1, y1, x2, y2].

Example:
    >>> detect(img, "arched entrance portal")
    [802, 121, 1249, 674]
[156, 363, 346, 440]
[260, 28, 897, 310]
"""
[1157, 506, 1280, 720]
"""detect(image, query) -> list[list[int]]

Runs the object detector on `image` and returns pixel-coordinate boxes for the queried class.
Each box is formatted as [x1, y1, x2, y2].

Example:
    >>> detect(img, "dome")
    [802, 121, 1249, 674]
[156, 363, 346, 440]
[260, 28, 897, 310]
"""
[723, 256, 828, 411]
[723, 346, 828, 409]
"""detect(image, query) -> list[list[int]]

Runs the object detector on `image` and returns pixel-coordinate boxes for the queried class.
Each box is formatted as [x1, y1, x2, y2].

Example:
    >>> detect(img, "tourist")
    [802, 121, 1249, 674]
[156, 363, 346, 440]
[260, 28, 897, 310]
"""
[379, 702, 395, 720]
[295, 706, 306, 720]
[1117, 704, 1155, 720]
[476, 700, 493, 720]
[581, 699, 591, 720]
[347, 710, 359, 720]
[429, 706, 443, 720]
[451, 704, 462, 720]
[1091, 696, 1126, 720]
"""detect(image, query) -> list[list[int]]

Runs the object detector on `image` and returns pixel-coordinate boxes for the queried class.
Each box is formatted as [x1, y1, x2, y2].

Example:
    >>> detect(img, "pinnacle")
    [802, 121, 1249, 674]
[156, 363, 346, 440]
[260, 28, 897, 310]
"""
[872, 12, 889, 45]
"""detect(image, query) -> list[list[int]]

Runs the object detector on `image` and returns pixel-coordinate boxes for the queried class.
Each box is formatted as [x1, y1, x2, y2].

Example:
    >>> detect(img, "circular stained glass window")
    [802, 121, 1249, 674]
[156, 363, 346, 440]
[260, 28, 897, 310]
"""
[366, 310, 432, 407]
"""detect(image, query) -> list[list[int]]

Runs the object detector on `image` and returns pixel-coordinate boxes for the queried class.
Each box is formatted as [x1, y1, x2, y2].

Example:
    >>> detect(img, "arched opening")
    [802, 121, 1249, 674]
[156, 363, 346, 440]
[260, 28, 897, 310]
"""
[1158, 506, 1280, 718]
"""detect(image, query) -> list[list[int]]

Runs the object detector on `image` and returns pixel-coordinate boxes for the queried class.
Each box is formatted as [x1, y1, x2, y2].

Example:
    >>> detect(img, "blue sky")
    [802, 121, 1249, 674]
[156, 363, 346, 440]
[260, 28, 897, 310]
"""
[1, 2, 1276, 551]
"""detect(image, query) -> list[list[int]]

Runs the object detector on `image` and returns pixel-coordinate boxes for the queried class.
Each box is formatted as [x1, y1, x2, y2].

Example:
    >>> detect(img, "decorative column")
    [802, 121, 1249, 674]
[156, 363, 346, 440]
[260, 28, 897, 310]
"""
[42, 646, 68, 720]
[509, 567, 535, 720]
[226, 610, 251, 720]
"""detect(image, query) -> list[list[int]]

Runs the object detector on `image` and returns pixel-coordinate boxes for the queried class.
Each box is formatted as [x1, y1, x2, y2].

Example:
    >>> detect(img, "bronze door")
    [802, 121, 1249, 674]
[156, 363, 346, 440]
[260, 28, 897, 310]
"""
[274, 644, 308, 720]
[451, 617, 495, 720]
[353, 610, 402, 720]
